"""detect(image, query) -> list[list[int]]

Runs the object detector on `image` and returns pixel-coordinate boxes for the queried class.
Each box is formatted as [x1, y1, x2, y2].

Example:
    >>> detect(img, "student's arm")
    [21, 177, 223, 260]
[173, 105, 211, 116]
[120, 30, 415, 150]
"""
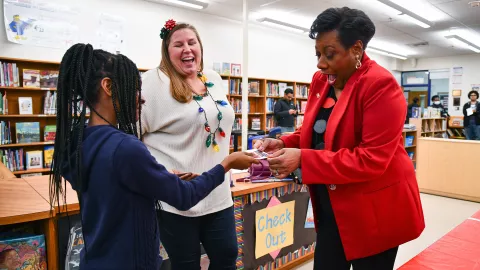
[463, 103, 468, 118]
[114, 137, 225, 211]
[274, 101, 290, 117]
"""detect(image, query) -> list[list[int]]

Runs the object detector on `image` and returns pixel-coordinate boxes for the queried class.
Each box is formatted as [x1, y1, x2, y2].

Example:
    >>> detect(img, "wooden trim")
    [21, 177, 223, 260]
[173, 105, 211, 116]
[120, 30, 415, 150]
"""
[43, 217, 59, 270]
[0, 211, 51, 226]
[231, 182, 290, 197]
[0, 114, 57, 118]
[0, 141, 54, 148]
[277, 253, 314, 269]
[0, 86, 56, 91]
[420, 189, 480, 203]
[13, 168, 51, 175]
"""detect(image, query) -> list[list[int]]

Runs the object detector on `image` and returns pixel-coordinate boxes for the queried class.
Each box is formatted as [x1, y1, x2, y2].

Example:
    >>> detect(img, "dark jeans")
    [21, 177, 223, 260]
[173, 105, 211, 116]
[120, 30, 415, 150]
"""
[313, 184, 398, 270]
[157, 206, 237, 270]
[465, 124, 480, 140]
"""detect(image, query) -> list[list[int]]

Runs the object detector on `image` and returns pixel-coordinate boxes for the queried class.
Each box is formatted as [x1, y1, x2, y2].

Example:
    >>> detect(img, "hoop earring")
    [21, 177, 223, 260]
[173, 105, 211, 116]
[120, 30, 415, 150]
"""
[355, 55, 362, 69]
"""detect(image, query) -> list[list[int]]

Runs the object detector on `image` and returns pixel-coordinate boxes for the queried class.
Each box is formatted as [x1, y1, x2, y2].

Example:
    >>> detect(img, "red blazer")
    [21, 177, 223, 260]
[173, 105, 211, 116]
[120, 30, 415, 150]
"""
[281, 54, 425, 260]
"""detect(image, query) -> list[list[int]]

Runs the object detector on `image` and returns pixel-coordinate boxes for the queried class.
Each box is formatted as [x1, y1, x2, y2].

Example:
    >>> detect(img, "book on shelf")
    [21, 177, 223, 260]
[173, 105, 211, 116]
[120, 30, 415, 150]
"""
[15, 122, 40, 143]
[26, 150, 43, 170]
[279, 82, 287, 97]
[40, 70, 59, 89]
[43, 91, 57, 115]
[1, 121, 12, 145]
[222, 63, 230, 76]
[44, 125, 56, 142]
[44, 145, 54, 168]
[21, 172, 43, 178]
[233, 118, 242, 130]
[229, 99, 249, 113]
[296, 115, 304, 127]
[229, 79, 242, 95]
[248, 81, 259, 96]
[296, 84, 309, 98]
[0, 234, 47, 269]
[213, 62, 221, 74]
[0, 92, 8, 114]
[251, 118, 261, 130]
[231, 64, 241, 76]
[23, 69, 41, 88]
[266, 98, 275, 113]
[18, 97, 33, 114]
[267, 82, 280, 97]
[1, 148, 24, 171]
[0, 61, 19, 87]
[266, 115, 275, 130]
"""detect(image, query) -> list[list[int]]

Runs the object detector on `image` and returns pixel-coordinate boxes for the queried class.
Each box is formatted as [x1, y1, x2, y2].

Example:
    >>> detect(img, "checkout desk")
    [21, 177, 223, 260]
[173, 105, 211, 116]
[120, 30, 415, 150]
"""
[1, 175, 315, 270]
[416, 137, 480, 203]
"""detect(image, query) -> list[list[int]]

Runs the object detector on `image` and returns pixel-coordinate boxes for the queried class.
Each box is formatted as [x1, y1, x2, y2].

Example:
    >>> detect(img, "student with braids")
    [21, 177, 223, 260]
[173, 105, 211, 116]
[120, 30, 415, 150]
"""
[49, 43, 258, 270]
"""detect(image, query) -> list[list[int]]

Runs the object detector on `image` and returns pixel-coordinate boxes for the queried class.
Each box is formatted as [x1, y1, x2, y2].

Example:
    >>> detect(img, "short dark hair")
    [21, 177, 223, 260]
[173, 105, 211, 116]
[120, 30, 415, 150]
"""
[284, 88, 293, 95]
[468, 90, 479, 98]
[309, 7, 375, 50]
[431, 95, 440, 101]
[413, 97, 419, 103]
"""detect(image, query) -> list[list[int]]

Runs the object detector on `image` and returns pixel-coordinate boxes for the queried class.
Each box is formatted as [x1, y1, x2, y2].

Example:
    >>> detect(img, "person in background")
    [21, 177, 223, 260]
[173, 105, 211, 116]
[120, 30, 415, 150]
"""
[431, 95, 449, 118]
[255, 7, 424, 270]
[274, 88, 297, 133]
[407, 97, 420, 120]
[49, 43, 258, 270]
[140, 20, 238, 270]
[463, 90, 480, 140]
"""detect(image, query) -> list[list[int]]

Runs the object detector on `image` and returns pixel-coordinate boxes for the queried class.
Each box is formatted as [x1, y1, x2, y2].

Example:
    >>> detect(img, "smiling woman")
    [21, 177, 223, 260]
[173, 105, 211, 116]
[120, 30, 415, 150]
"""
[140, 20, 238, 270]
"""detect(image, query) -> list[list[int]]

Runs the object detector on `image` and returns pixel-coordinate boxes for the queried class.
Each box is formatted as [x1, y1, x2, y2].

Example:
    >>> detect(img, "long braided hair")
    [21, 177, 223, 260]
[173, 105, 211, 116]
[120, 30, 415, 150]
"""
[49, 43, 142, 212]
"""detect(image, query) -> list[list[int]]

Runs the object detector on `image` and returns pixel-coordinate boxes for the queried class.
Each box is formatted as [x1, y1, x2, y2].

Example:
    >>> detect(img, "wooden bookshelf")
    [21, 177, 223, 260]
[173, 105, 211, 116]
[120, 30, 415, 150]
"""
[0, 56, 148, 177]
[447, 116, 465, 139]
[221, 75, 310, 145]
[402, 129, 417, 164]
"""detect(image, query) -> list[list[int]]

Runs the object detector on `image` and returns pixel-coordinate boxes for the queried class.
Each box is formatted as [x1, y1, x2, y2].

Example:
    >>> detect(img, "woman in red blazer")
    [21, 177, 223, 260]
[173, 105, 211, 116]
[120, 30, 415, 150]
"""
[255, 7, 425, 270]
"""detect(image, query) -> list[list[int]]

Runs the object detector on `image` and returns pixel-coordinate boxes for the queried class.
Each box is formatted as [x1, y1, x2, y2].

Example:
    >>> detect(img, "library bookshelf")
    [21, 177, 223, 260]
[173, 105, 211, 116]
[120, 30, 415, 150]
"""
[0, 56, 148, 177]
[221, 75, 310, 152]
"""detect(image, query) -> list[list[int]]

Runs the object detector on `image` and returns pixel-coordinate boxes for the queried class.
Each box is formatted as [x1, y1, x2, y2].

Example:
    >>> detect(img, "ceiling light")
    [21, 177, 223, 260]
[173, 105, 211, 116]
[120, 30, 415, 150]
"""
[366, 47, 408, 60]
[445, 35, 480, 53]
[376, 0, 433, 28]
[257, 18, 309, 34]
[162, 0, 208, 9]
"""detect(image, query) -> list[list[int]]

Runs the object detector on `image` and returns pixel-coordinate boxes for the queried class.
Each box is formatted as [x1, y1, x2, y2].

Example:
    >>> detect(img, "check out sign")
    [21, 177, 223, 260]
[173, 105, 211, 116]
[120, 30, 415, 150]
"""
[255, 196, 295, 259]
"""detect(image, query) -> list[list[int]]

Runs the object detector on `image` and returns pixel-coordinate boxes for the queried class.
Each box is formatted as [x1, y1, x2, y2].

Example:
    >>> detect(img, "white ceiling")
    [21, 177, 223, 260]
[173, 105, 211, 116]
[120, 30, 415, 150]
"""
[186, 0, 480, 58]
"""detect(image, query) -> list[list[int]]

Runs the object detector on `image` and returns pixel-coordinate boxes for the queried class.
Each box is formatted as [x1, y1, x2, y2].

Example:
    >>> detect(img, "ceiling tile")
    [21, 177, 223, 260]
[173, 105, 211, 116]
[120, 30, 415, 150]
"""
[435, 0, 480, 25]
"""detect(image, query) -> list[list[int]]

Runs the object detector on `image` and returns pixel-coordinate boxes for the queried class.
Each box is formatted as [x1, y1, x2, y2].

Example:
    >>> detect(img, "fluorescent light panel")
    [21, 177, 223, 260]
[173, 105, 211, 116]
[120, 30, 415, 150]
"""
[445, 35, 480, 53]
[257, 18, 309, 34]
[367, 47, 408, 60]
[163, 0, 208, 9]
[376, 0, 433, 28]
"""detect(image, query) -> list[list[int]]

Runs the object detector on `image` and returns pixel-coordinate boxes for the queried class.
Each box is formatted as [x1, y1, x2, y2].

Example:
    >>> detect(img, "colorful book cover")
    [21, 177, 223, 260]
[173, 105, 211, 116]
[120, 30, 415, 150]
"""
[221, 63, 230, 76]
[15, 122, 40, 143]
[39, 70, 59, 89]
[23, 69, 40, 88]
[18, 97, 33, 115]
[44, 125, 56, 142]
[0, 234, 47, 270]
[26, 150, 43, 170]
[304, 199, 315, 228]
[43, 146, 54, 168]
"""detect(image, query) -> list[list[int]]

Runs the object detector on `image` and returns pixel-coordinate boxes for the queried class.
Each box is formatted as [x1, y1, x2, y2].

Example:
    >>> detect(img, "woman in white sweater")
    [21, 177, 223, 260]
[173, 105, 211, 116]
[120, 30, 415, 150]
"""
[141, 20, 237, 269]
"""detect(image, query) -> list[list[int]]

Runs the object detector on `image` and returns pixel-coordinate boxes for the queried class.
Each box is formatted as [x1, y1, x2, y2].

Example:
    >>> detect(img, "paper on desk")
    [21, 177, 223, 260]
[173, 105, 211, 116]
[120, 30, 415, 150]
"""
[467, 108, 474, 116]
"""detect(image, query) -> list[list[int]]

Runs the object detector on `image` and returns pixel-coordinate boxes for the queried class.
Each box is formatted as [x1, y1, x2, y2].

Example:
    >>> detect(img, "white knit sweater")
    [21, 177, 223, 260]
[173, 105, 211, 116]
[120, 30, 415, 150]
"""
[140, 68, 234, 217]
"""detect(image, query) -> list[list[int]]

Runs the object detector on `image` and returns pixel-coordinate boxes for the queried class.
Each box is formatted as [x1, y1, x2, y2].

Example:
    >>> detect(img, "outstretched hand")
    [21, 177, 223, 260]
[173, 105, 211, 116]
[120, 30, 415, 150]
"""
[267, 148, 301, 179]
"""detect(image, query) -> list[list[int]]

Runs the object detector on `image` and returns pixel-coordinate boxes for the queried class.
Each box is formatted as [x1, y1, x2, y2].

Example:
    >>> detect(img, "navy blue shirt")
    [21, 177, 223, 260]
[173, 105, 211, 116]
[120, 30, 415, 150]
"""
[62, 125, 226, 270]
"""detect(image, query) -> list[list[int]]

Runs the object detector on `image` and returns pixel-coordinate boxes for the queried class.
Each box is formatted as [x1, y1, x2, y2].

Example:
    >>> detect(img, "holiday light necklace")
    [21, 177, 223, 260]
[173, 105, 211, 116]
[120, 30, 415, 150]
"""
[193, 71, 228, 152]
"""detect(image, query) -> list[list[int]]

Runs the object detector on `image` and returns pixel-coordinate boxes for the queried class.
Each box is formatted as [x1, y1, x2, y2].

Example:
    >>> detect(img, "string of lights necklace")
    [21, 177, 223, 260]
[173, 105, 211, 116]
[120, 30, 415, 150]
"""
[192, 71, 228, 152]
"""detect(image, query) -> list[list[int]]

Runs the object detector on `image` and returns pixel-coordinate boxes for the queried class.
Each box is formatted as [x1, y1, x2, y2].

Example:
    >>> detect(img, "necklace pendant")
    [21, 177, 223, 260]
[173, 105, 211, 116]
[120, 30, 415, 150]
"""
[217, 112, 223, 121]
[206, 134, 212, 148]
[204, 123, 211, 132]
[193, 95, 203, 101]
[205, 82, 214, 88]
[213, 140, 220, 152]
[216, 100, 228, 106]
[198, 107, 204, 113]
[219, 127, 226, 137]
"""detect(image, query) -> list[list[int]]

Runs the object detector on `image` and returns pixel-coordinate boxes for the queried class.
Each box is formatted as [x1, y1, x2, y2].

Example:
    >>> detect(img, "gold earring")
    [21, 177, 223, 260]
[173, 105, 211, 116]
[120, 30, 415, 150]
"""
[355, 55, 362, 69]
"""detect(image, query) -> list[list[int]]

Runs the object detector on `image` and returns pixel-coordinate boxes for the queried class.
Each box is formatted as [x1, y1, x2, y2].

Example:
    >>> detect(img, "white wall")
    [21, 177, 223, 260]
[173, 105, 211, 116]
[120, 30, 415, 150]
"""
[0, 0, 396, 83]
[402, 54, 480, 116]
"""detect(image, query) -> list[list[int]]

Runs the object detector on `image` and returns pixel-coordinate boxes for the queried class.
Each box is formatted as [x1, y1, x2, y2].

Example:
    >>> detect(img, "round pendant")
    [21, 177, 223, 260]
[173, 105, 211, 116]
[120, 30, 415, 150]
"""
[314, 120, 327, 134]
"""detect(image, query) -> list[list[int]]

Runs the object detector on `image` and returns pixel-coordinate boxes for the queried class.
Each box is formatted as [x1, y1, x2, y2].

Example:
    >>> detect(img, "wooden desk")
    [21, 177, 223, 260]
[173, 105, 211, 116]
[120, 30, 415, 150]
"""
[23, 176, 79, 213]
[0, 179, 52, 226]
[416, 138, 480, 202]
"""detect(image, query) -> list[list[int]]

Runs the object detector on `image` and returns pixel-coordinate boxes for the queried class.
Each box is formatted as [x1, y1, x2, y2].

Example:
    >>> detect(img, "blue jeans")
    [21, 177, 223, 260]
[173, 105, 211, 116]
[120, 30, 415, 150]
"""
[465, 125, 480, 140]
[157, 206, 237, 270]
[280, 126, 294, 133]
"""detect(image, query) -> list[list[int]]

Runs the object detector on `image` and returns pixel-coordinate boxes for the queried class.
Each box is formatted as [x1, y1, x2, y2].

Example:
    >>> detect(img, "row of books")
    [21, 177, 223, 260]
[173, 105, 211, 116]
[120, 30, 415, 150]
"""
[228, 79, 260, 96]
[296, 100, 308, 113]
[296, 85, 309, 98]
[0, 61, 19, 87]
[1, 145, 53, 171]
[232, 118, 242, 131]
[266, 82, 292, 97]
[266, 115, 304, 130]
[23, 69, 59, 89]
[0, 122, 55, 145]
[230, 99, 250, 114]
